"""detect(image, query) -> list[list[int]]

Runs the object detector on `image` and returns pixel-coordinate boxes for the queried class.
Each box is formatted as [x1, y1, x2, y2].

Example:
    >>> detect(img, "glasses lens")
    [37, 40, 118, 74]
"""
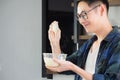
[81, 11, 88, 20]
[77, 11, 88, 20]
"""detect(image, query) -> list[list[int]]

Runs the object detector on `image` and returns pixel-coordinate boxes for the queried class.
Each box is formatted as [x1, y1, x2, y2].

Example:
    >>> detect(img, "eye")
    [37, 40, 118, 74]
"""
[81, 11, 88, 19]
[81, 11, 87, 16]
[77, 11, 88, 20]
[82, 14, 87, 19]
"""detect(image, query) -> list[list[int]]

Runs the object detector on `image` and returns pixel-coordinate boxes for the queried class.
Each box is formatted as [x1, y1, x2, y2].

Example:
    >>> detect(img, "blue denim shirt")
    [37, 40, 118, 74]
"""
[67, 26, 120, 80]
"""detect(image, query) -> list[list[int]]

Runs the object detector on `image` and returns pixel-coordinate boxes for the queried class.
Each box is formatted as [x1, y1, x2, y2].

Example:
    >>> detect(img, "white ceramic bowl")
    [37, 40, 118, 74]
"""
[43, 53, 67, 67]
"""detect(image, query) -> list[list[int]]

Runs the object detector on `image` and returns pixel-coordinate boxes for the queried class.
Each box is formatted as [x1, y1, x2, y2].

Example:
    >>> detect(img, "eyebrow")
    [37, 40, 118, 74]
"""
[87, 4, 100, 13]
[78, 4, 100, 15]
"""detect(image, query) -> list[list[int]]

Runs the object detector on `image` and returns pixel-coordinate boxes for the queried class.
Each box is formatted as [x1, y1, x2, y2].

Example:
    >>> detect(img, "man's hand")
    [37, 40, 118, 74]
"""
[48, 21, 61, 53]
[46, 58, 73, 72]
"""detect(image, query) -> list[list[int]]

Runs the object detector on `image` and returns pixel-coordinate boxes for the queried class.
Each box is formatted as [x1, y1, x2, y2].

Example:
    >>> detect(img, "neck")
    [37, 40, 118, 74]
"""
[95, 23, 112, 43]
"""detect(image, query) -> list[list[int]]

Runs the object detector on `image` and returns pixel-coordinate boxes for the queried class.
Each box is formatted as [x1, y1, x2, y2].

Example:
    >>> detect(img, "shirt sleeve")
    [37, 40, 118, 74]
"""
[66, 39, 90, 65]
[66, 51, 78, 64]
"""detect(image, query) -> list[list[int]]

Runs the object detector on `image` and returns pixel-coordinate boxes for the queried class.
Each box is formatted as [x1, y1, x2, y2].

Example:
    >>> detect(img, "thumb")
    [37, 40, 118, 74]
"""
[53, 58, 61, 64]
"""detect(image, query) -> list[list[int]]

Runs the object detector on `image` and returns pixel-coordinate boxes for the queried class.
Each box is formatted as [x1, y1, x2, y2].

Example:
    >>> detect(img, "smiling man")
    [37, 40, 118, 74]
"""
[47, 0, 120, 80]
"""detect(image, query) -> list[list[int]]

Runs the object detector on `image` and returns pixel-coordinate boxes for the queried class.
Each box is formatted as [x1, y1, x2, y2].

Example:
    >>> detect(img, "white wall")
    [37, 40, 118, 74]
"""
[0, 0, 43, 80]
[109, 6, 120, 26]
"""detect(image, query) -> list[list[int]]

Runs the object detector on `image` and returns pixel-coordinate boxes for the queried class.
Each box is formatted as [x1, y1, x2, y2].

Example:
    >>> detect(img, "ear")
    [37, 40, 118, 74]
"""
[99, 4, 106, 16]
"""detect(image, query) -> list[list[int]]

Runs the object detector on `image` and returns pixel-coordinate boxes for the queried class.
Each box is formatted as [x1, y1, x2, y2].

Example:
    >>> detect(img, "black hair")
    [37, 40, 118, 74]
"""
[77, 0, 109, 12]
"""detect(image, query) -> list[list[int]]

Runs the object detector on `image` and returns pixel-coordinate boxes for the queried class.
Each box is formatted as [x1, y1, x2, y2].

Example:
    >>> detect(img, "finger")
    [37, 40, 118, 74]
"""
[46, 65, 58, 68]
[53, 58, 61, 65]
[49, 21, 57, 28]
[49, 25, 53, 32]
[46, 65, 59, 72]
[48, 29, 54, 36]
[49, 21, 55, 31]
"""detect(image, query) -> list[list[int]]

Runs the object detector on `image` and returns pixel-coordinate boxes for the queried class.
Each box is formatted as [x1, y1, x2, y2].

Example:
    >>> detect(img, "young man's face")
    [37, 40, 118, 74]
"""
[77, 1, 101, 33]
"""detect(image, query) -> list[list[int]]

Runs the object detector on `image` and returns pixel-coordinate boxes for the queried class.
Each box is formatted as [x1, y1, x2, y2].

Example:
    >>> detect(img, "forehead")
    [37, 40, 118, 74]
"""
[77, 2, 90, 14]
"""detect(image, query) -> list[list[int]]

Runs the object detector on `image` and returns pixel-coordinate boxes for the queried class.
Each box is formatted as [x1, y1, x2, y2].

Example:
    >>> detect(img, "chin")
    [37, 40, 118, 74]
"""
[85, 29, 93, 34]
[85, 28, 90, 33]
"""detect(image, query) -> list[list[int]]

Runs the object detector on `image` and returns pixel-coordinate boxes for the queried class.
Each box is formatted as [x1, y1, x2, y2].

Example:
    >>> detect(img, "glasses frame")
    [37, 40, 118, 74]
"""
[77, 4, 100, 20]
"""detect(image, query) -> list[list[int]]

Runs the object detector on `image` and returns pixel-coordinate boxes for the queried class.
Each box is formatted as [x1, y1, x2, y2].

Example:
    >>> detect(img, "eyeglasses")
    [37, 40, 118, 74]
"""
[77, 4, 100, 20]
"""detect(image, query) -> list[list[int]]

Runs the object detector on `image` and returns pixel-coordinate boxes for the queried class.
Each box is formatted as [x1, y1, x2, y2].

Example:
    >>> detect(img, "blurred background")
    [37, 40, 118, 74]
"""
[0, 0, 120, 80]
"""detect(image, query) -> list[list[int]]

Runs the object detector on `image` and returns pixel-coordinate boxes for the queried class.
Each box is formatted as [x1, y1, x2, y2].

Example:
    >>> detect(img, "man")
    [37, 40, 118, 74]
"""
[47, 0, 120, 80]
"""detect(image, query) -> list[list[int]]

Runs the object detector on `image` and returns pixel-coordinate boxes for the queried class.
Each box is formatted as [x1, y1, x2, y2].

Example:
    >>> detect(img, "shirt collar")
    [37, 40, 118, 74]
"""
[103, 26, 119, 42]
[90, 26, 119, 43]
